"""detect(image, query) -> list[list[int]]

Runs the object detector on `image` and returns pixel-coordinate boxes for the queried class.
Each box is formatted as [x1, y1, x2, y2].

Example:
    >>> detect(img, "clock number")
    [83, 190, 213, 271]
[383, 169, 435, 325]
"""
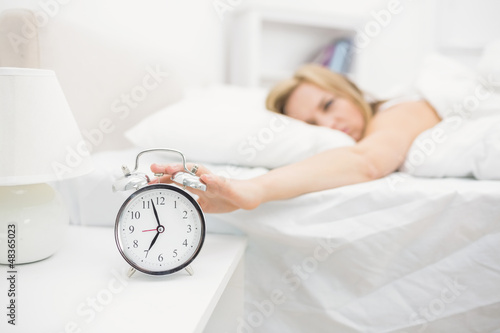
[174, 201, 177, 209]
[131, 211, 140, 219]
[144, 249, 150, 258]
[129, 225, 135, 233]
[158, 253, 164, 262]
[183, 239, 188, 247]
[133, 240, 139, 248]
[143, 198, 164, 209]
[183, 211, 188, 219]
[172, 249, 178, 258]
[187, 225, 192, 233]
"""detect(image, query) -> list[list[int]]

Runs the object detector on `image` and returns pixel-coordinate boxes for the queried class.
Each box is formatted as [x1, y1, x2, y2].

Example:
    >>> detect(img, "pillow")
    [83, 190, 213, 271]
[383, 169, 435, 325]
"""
[125, 85, 355, 169]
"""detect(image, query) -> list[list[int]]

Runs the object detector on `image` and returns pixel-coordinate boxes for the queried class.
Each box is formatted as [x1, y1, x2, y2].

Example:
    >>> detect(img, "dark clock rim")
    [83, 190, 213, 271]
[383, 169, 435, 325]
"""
[114, 183, 206, 276]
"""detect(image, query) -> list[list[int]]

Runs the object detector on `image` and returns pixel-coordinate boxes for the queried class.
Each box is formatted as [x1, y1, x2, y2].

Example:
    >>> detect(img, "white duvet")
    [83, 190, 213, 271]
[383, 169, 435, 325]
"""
[212, 173, 500, 333]
[402, 40, 500, 179]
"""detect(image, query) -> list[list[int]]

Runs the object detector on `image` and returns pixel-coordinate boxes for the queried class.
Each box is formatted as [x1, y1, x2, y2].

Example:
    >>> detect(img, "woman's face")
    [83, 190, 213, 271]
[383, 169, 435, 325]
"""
[284, 82, 366, 141]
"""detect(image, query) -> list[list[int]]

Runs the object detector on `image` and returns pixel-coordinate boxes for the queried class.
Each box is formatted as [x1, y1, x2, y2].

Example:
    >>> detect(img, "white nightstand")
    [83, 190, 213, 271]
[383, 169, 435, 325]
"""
[1, 225, 246, 333]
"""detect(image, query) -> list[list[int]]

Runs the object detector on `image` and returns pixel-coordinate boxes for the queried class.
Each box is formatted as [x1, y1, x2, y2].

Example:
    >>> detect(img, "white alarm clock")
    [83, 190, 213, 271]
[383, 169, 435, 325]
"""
[112, 148, 206, 277]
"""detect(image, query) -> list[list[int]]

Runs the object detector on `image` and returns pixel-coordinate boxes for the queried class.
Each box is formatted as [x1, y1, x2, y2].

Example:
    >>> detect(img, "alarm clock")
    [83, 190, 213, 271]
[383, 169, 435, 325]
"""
[112, 148, 206, 277]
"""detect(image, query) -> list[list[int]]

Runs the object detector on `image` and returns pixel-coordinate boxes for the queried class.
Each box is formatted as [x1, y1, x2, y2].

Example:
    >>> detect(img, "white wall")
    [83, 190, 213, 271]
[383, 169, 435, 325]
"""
[353, 0, 500, 98]
[224, 0, 439, 98]
[224, 0, 500, 99]
[2, 0, 499, 151]
[352, 0, 439, 98]
[221, 0, 438, 97]
[1, 0, 226, 151]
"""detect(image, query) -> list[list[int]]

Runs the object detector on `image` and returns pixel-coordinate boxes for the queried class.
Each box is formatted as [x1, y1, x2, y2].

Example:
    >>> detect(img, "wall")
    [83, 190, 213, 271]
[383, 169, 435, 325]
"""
[223, 0, 438, 98]
[354, 0, 500, 98]
[352, 0, 438, 98]
[224, 0, 500, 99]
[0, 0, 225, 152]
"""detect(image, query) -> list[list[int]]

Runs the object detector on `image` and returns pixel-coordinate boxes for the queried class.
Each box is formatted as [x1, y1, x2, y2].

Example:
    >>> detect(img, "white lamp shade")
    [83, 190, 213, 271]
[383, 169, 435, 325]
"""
[0, 67, 93, 185]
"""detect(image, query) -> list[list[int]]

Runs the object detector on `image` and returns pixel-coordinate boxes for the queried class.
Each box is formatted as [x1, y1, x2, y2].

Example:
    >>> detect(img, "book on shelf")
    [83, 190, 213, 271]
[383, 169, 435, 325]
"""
[311, 38, 353, 74]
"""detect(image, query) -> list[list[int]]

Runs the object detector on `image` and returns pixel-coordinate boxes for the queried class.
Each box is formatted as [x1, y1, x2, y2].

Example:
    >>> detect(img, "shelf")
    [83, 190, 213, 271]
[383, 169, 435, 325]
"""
[239, 7, 365, 31]
[227, 7, 364, 88]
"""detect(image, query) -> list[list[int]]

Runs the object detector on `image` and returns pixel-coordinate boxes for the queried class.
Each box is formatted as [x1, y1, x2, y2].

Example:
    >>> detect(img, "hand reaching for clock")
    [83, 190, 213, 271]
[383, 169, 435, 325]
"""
[150, 163, 263, 214]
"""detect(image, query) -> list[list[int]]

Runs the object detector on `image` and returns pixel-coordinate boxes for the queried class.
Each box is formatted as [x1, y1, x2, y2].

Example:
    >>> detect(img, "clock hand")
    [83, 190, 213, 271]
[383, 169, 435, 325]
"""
[145, 199, 164, 254]
[146, 231, 160, 253]
[151, 199, 161, 227]
[142, 229, 157, 232]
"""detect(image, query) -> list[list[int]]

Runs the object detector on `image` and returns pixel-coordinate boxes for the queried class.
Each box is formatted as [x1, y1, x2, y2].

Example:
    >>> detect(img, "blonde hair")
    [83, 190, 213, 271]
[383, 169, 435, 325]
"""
[266, 64, 374, 123]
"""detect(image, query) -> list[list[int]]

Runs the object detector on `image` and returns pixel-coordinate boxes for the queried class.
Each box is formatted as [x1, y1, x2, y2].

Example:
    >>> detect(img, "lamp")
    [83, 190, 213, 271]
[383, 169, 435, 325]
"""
[0, 67, 93, 264]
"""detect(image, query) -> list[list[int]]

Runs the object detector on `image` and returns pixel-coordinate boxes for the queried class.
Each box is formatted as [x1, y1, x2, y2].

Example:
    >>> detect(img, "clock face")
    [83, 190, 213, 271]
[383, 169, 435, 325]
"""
[115, 184, 205, 275]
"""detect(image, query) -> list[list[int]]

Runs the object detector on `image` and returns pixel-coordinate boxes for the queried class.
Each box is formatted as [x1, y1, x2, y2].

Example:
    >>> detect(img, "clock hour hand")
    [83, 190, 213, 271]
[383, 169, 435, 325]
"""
[146, 231, 160, 253]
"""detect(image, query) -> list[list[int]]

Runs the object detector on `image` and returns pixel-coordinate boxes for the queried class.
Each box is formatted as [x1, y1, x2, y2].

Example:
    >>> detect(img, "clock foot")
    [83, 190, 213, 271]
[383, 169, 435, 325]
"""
[127, 267, 137, 278]
[185, 265, 194, 276]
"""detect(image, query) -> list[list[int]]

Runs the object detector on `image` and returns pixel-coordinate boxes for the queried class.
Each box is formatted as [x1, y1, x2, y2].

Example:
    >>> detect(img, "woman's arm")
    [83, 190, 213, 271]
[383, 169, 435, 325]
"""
[151, 101, 440, 213]
[255, 100, 440, 203]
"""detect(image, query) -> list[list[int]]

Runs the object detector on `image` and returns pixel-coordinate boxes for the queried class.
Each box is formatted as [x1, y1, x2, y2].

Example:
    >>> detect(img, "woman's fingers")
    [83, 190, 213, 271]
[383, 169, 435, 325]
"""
[185, 163, 213, 177]
[149, 163, 256, 213]
[150, 163, 184, 175]
[150, 162, 215, 188]
[151, 163, 211, 176]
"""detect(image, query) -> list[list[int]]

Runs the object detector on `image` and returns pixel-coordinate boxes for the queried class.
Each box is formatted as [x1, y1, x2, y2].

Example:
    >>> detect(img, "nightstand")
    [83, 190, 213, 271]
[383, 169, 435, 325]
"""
[1, 225, 246, 333]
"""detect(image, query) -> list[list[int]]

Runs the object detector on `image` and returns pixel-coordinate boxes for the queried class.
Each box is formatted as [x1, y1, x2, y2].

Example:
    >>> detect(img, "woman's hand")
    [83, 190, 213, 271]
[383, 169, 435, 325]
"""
[150, 163, 263, 213]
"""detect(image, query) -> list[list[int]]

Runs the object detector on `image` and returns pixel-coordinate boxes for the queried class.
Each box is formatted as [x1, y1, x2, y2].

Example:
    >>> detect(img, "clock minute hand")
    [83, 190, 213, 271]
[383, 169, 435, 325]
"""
[151, 199, 161, 227]
[144, 199, 162, 255]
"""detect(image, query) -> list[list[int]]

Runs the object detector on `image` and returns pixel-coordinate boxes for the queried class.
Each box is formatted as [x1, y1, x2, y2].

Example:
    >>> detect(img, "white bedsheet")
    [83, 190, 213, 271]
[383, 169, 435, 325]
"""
[53, 148, 500, 332]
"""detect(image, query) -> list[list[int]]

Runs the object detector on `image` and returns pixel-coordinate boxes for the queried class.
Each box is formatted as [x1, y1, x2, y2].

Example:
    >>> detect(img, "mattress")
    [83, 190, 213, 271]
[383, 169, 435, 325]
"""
[53, 148, 500, 332]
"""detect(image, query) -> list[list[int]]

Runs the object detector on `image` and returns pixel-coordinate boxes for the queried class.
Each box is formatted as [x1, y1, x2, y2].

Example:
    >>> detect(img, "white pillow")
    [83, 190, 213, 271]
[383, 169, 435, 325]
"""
[125, 85, 355, 169]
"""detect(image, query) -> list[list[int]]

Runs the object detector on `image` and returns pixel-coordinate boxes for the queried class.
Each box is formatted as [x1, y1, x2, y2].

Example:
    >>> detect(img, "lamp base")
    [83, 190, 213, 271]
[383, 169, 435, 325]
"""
[0, 183, 68, 264]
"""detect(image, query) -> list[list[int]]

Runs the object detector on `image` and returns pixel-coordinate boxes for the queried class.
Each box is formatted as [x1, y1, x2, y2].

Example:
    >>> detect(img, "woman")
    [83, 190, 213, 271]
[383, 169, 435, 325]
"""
[151, 64, 441, 213]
